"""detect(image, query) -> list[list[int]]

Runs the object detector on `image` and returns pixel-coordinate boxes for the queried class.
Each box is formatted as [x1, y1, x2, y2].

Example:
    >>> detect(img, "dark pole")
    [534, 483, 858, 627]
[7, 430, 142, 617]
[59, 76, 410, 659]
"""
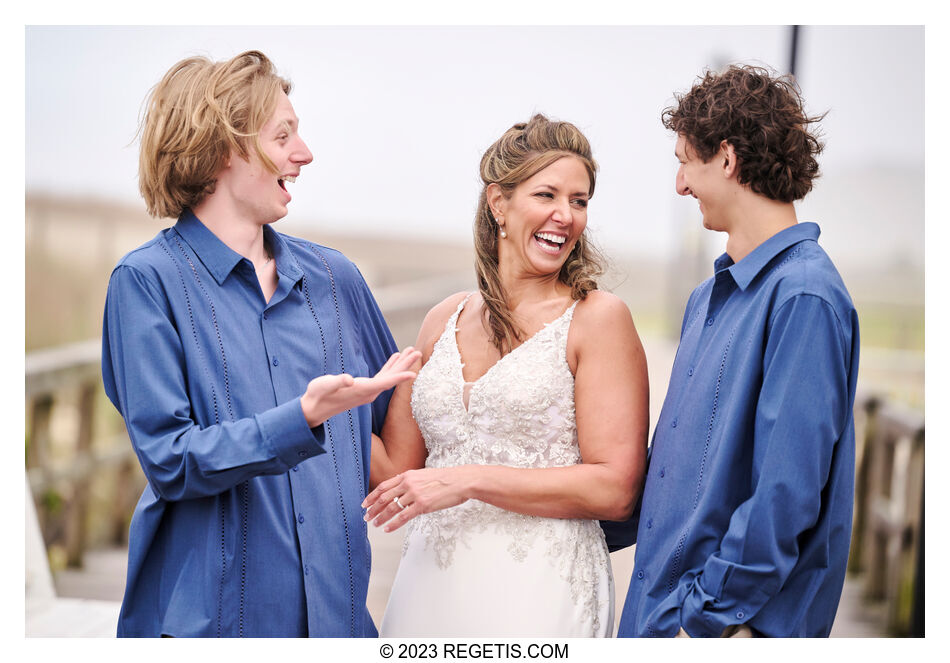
[789, 25, 800, 77]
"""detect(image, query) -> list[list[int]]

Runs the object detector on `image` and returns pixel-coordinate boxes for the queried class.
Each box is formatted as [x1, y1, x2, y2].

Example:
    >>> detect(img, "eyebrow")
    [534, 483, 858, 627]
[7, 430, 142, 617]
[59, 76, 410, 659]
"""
[274, 118, 298, 134]
[533, 183, 589, 198]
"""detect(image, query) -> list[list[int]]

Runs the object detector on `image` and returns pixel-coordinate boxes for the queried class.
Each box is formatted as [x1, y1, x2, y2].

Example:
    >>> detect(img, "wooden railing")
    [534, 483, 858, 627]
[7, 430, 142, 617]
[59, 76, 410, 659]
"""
[849, 391, 925, 636]
[25, 339, 142, 567]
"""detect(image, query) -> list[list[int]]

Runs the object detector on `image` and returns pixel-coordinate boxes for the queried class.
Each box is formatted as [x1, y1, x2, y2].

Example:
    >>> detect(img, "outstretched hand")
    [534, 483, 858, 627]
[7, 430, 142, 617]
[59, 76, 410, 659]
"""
[300, 347, 422, 427]
[361, 466, 472, 532]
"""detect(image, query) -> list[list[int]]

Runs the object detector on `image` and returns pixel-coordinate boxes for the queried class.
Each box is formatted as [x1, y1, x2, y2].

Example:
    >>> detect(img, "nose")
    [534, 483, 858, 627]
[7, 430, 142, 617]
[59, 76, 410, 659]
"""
[551, 196, 572, 225]
[294, 135, 314, 166]
[675, 167, 691, 197]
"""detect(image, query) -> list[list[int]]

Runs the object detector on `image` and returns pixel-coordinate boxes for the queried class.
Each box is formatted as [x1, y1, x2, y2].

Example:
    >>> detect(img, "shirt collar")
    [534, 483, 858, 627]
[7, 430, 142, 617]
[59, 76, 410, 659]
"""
[265, 225, 304, 284]
[714, 222, 821, 291]
[174, 210, 244, 284]
[173, 210, 303, 286]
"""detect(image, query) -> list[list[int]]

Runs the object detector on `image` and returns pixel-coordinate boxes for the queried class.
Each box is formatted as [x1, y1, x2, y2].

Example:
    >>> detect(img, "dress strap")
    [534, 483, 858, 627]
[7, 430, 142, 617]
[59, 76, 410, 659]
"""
[555, 298, 582, 365]
[445, 292, 475, 334]
[564, 299, 580, 320]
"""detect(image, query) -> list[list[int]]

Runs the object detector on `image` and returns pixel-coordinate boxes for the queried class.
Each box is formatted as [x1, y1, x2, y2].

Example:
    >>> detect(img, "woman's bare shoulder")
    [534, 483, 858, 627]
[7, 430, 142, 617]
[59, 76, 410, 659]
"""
[574, 290, 634, 327]
[415, 291, 475, 353]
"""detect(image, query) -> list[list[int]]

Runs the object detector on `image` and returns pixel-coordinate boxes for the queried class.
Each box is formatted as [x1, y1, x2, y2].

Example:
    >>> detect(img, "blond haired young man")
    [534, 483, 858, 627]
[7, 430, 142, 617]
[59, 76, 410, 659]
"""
[102, 51, 418, 637]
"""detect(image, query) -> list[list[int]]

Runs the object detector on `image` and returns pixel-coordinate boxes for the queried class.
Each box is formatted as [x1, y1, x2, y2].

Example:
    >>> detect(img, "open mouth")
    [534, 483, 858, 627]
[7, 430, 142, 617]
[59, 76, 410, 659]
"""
[278, 175, 297, 192]
[534, 232, 567, 255]
[534, 231, 567, 254]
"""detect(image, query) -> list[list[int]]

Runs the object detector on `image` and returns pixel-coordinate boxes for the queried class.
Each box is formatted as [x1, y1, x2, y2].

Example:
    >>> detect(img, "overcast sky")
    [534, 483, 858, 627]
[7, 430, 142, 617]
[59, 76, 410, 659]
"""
[24, 24, 924, 266]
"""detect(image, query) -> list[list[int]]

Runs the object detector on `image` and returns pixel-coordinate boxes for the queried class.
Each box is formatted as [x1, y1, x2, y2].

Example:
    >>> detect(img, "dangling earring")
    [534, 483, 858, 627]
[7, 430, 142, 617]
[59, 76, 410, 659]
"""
[499, 224, 507, 239]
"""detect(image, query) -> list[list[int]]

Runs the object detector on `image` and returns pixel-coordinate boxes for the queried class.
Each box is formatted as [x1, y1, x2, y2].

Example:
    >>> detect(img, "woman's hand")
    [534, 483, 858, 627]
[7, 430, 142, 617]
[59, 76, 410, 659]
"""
[361, 466, 473, 532]
[300, 347, 422, 428]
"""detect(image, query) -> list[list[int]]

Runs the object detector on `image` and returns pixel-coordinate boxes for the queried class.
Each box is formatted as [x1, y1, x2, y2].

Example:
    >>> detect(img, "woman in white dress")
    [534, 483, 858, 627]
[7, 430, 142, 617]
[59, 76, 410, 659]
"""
[363, 115, 649, 637]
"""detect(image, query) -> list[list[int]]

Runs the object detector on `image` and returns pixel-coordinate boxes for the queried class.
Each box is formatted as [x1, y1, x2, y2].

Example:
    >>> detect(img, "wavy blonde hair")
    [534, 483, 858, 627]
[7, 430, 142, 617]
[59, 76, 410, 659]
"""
[138, 50, 291, 218]
[475, 114, 605, 355]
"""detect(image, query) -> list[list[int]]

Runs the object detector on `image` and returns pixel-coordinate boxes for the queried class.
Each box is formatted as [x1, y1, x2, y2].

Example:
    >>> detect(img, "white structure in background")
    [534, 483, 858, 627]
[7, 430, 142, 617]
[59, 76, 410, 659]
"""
[25, 481, 121, 637]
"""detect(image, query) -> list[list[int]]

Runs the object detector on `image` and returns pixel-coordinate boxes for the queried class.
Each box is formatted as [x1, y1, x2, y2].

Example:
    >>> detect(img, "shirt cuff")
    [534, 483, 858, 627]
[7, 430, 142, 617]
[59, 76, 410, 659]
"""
[255, 397, 327, 468]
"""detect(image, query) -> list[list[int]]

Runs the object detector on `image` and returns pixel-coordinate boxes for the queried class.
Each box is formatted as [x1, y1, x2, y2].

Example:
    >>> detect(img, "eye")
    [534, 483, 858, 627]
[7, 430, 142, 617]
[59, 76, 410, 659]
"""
[534, 192, 554, 199]
[572, 198, 589, 208]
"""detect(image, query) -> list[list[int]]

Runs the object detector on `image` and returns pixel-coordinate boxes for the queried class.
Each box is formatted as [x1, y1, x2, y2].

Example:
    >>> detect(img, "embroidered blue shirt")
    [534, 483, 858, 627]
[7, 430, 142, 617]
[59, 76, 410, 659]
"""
[102, 210, 397, 637]
[617, 223, 859, 638]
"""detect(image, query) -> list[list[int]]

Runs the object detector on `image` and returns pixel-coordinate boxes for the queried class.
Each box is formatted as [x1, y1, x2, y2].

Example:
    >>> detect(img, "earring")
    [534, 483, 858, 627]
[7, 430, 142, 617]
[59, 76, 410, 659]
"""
[495, 213, 507, 239]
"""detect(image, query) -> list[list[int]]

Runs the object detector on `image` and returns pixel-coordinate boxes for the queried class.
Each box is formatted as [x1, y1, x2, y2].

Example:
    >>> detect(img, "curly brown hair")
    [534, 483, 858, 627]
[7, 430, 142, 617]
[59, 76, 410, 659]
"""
[662, 64, 825, 203]
[474, 114, 604, 355]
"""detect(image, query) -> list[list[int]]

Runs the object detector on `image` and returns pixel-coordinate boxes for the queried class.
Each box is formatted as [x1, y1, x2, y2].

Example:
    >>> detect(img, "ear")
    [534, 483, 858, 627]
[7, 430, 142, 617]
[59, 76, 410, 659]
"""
[486, 183, 506, 221]
[720, 141, 738, 179]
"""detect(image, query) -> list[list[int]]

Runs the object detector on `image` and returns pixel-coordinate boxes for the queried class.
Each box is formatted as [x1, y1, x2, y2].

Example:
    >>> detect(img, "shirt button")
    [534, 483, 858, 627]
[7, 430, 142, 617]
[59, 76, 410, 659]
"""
[263, 312, 268, 320]
[272, 357, 279, 366]
[292, 465, 299, 472]
[736, 611, 745, 619]
[637, 570, 645, 580]
[706, 317, 714, 326]
[659, 468, 665, 478]
[671, 419, 677, 428]
[687, 367, 694, 376]
[297, 513, 305, 524]
[646, 518, 653, 529]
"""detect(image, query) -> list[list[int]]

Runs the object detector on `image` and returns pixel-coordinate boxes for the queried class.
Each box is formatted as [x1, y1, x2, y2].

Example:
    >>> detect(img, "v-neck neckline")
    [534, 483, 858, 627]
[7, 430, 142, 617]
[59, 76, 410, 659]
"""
[449, 294, 576, 411]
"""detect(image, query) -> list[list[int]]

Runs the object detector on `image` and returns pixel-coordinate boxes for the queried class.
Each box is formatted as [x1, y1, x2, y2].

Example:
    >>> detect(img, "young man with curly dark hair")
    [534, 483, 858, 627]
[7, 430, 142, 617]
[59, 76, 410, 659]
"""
[616, 64, 860, 638]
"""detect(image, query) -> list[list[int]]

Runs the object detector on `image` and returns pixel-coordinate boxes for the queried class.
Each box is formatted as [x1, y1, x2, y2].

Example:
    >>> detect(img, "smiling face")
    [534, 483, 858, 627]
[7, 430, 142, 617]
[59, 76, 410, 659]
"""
[674, 134, 732, 232]
[491, 155, 591, 280]
[214, 91, 313, 225]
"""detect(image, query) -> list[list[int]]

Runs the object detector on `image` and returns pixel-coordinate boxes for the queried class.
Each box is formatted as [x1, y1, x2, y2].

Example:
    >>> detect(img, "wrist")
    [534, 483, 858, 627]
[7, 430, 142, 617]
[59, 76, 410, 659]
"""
[459, 464, 482, 502]
[300, 393, 322, 428]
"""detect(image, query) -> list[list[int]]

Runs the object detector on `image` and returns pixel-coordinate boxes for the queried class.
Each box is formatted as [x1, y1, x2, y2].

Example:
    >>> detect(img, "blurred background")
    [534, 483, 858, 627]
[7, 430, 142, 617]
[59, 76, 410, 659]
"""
[24, 25, 924, 638]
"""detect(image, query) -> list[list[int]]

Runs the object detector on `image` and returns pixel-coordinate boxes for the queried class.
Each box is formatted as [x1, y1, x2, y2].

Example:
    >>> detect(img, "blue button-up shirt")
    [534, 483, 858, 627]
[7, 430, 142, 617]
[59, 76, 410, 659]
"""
[618, 223, 859, 638]
[102, 211, 397, 637]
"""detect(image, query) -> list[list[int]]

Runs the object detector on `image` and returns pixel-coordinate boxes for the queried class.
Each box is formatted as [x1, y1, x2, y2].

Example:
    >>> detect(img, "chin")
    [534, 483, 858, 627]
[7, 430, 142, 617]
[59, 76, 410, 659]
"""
[701, 216, 725, 233]
[267, 207, 289, 224]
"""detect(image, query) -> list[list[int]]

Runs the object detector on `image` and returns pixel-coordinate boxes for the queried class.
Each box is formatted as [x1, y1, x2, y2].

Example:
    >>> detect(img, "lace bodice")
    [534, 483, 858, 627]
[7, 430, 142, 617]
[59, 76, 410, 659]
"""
[411, 294, 581, 470]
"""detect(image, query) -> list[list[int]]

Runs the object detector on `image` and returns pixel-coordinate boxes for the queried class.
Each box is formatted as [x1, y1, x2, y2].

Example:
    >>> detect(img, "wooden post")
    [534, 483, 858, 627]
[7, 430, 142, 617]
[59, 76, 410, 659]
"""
[863, 414, 896, 601]
[63, 382, 96, 567]
[848, 395, 879, 573]
[27, 394, 54, 536]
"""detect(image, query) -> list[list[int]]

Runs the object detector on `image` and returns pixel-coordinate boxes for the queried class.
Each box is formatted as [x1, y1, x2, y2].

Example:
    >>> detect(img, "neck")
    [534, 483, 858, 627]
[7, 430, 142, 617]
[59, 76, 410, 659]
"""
[497, 263, 569, 310]
[192, 197, 273, 263]
[723, 194, 798, 263]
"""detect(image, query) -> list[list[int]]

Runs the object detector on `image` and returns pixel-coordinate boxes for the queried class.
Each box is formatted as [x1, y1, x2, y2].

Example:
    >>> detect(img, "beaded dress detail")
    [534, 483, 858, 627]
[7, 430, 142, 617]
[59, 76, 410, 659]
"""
[379, 294, 614, 637]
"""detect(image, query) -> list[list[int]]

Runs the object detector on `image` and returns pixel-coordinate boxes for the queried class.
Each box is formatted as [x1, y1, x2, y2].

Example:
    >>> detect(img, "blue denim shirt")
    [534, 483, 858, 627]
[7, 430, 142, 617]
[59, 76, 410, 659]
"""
[618, 223, 859, 637]
[102, 211, 397, 637]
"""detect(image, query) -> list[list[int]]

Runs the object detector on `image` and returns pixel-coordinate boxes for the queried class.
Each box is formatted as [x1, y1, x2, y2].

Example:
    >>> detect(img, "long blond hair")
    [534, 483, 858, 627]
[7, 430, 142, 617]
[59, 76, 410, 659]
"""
[137, 50, 291, 218]
[474, 114, 605, 355]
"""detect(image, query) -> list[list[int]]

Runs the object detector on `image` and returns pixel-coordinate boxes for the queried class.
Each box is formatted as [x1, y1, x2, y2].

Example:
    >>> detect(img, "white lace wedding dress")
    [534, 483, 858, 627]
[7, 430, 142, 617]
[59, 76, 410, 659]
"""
[379, 294, 614, 637]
